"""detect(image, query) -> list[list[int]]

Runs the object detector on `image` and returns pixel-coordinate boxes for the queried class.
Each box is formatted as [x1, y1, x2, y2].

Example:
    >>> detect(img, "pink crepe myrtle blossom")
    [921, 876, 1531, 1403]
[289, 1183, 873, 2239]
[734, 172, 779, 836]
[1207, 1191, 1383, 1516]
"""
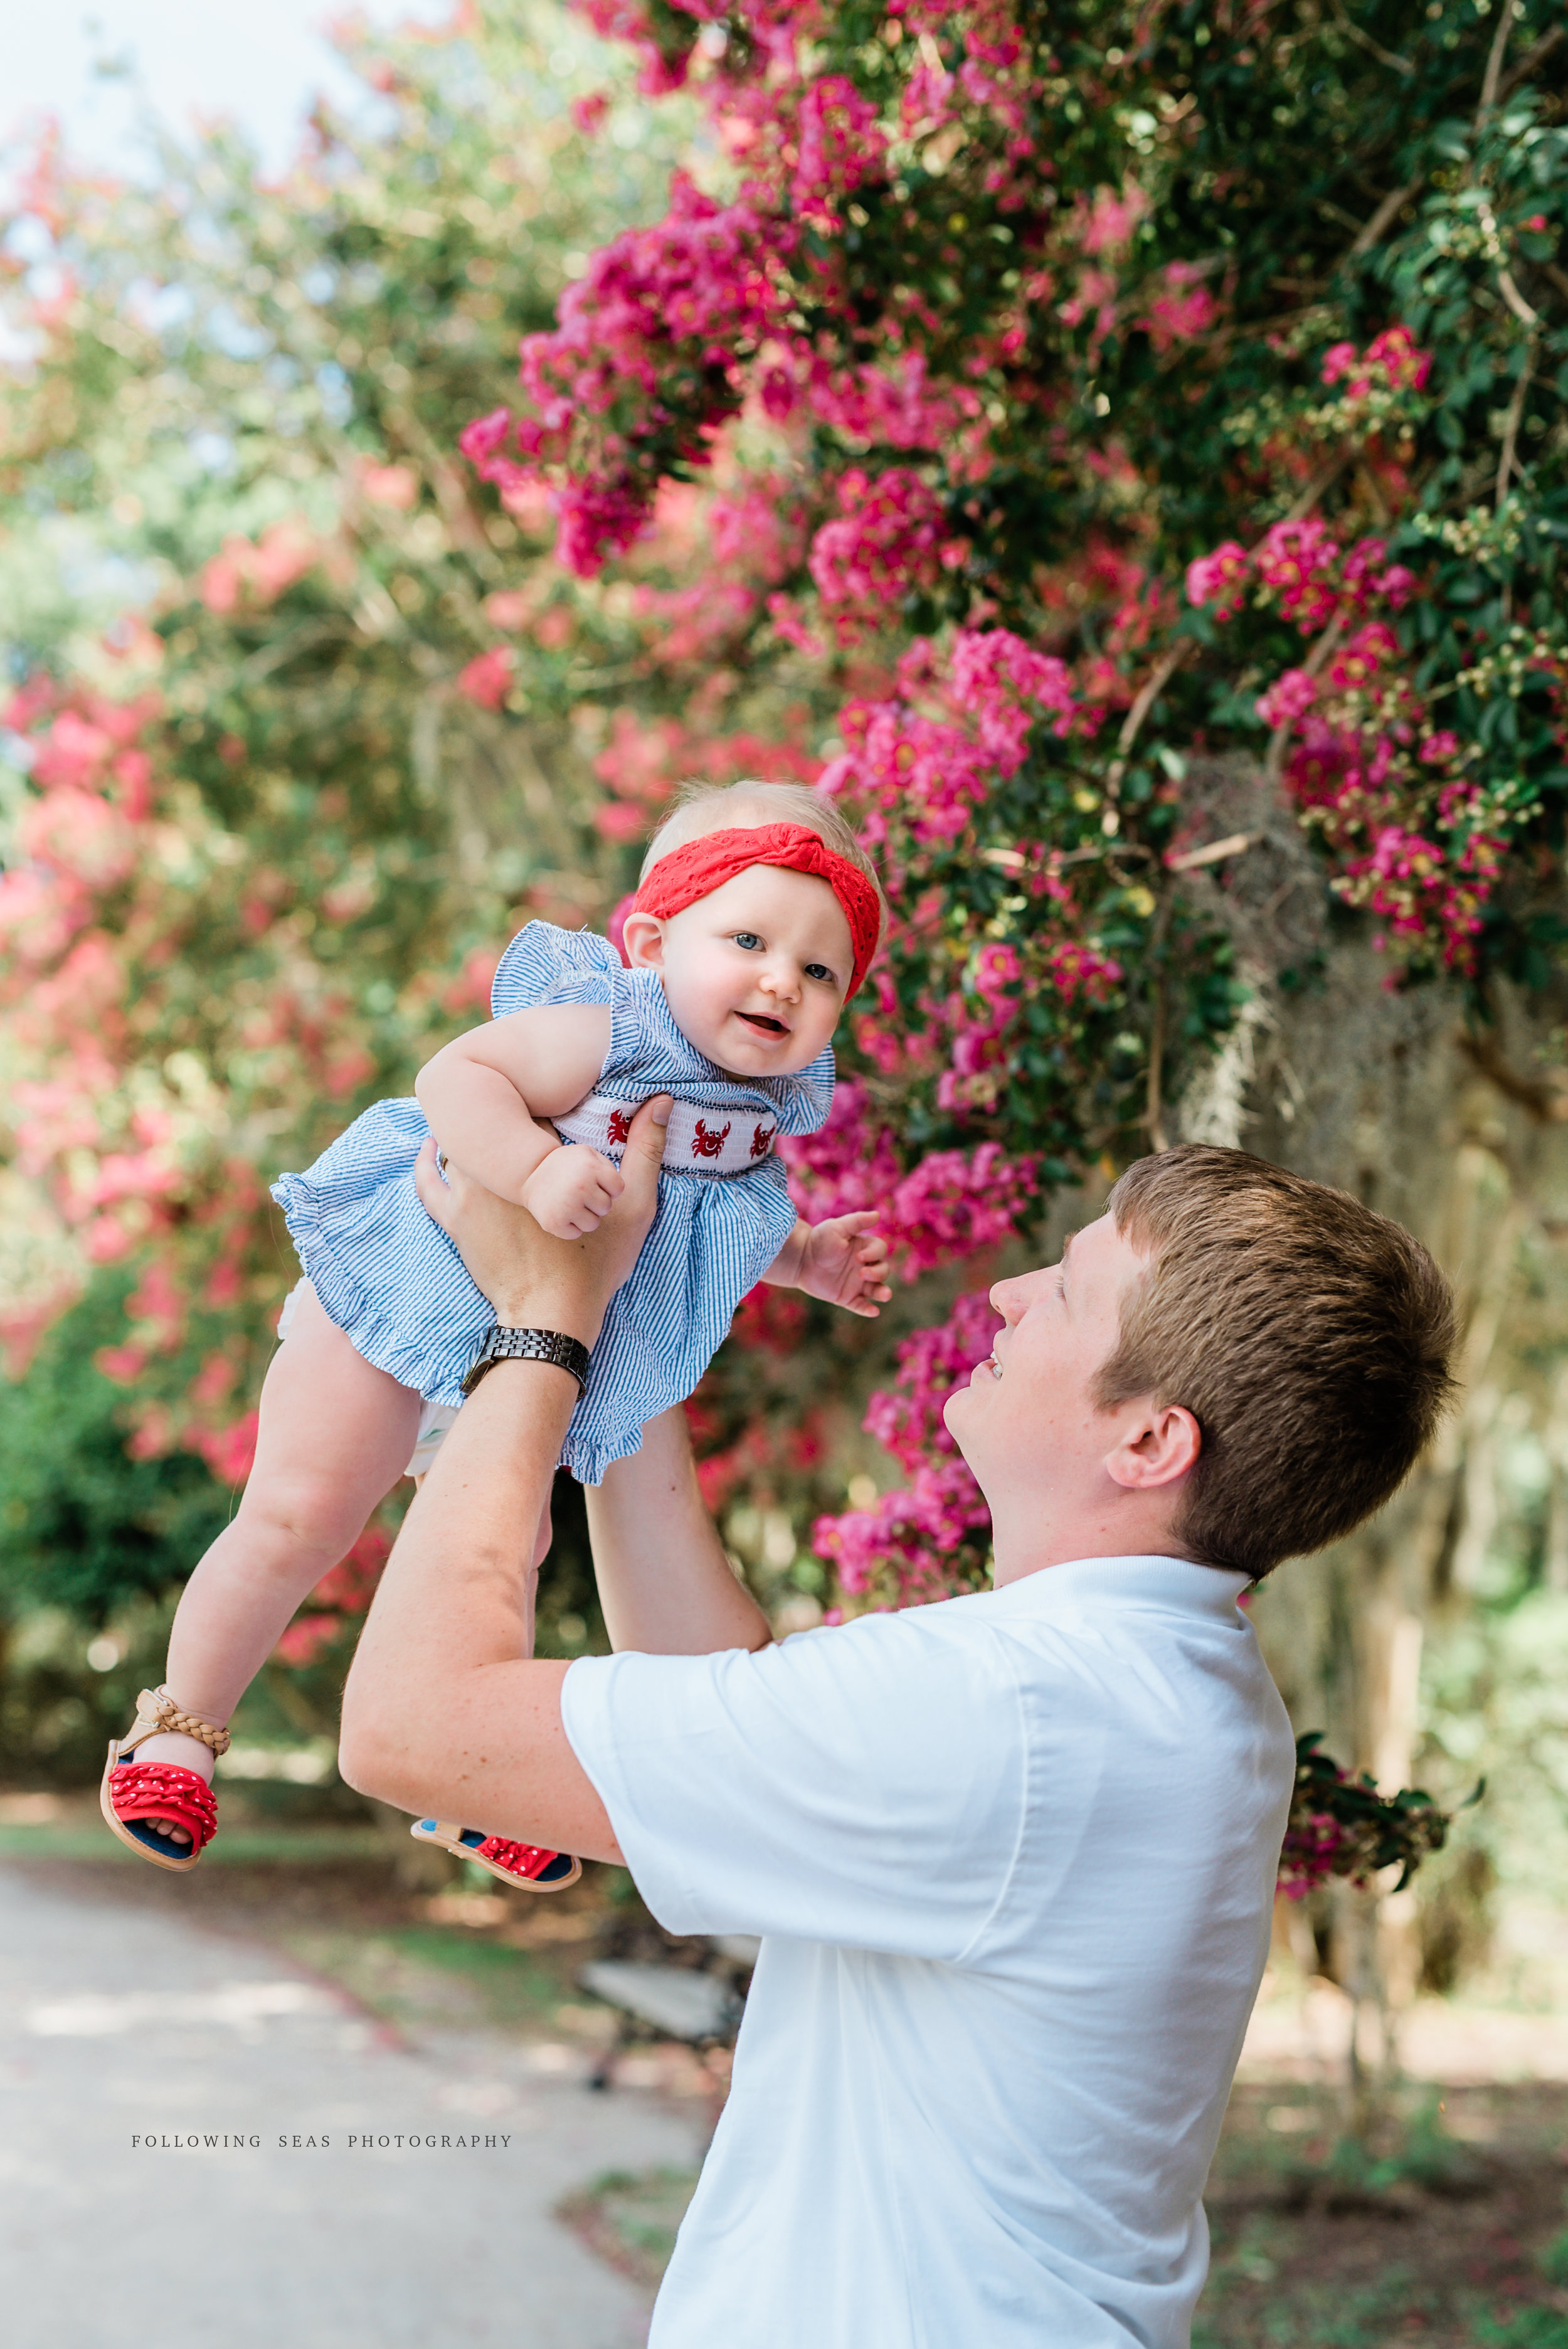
[792, 75, 887, 225]
[1078, 177, 1148, 258]
[455, 646, 515, 709]
[1254, 668, 1317, 729]
[1046, 938, 1123, 1005]
[802, 349, 983, 452]
[199, 519, 317, 615]
[812, 1457, 992, 1606]
[808, 467, 955, 628]
[1330, 623, 1399, 692]
[863, 1290, 1004, 1472]
[1255, 517, 1340, 630]
[357, 460, 418, 510]
[822, 628, 1089, 848]
[1341, 538, 1419, 614]
[1185, 540, 1250, 619]
[1142, 261, 1218, 354]
[778, 1080, 1035, 1278]
[1322, 323, 1431, 401]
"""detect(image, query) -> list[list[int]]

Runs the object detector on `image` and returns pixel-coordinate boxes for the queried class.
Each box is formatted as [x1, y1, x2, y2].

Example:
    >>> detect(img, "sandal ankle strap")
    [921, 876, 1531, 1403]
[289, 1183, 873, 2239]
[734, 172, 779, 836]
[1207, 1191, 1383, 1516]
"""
[129, 1685, 232, 1758]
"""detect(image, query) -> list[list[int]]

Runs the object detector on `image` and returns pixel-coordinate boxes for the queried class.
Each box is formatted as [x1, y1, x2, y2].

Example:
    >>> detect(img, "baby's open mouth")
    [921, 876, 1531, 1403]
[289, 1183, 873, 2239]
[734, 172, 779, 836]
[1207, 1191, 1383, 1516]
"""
[736, 1012, 788, 1037]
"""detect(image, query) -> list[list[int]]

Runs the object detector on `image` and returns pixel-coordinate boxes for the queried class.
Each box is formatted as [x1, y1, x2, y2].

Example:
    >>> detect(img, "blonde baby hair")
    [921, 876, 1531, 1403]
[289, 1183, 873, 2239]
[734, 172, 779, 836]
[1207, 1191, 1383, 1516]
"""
[639, 778, 889, 956]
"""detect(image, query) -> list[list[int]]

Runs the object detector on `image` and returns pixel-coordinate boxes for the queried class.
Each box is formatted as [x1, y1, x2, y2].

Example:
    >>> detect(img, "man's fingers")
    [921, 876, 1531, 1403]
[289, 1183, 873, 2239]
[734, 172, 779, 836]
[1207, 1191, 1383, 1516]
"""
[621, 1095, 673, 1191]
[837, 1211, 880, 1234]
[412, 1137, 457, 1231]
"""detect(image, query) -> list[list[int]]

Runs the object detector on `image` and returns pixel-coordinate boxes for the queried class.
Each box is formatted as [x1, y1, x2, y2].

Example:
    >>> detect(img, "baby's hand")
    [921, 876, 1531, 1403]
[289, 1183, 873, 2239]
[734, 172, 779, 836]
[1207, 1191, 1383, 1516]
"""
[521, 1144, 625, 1239]
[793, 1212, 893, 1318]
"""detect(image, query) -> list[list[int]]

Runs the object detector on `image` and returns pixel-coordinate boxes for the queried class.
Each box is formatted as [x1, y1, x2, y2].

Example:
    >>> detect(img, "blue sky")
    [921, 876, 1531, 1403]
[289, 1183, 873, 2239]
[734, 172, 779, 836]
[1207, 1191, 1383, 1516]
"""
[6, 0, 455, 181]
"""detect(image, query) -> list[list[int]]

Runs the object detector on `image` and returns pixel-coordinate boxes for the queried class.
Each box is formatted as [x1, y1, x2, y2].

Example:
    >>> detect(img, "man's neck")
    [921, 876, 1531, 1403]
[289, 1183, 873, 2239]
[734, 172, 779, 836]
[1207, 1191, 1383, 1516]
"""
[989, 1503, 1195, 1588]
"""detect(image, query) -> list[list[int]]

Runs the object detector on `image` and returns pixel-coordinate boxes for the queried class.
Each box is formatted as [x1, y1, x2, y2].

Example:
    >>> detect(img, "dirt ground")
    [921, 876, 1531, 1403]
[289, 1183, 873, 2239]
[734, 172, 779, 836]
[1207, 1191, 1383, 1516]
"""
[1201, 2078, 1568, 2347]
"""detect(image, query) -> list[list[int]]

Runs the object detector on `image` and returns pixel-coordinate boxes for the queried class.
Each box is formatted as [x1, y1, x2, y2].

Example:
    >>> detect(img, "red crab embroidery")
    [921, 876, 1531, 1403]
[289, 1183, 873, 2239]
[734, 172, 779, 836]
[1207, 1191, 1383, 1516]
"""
[605, 1106, 632, 1148]
[691, 1118, 731, 1160]
[750, 1122, 775, 1160]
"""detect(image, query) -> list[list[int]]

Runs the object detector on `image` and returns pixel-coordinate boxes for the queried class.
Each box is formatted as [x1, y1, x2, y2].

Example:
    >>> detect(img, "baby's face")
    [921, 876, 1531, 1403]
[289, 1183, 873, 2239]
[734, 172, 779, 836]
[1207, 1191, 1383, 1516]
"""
[625, 863, 854, 1078]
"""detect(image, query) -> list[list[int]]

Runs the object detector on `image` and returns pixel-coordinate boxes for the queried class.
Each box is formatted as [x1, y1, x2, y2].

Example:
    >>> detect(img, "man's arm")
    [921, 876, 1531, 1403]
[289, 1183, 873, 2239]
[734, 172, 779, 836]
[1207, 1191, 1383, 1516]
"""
[586, 1404, 773, 1657]
[337, 1097, 667, 1855]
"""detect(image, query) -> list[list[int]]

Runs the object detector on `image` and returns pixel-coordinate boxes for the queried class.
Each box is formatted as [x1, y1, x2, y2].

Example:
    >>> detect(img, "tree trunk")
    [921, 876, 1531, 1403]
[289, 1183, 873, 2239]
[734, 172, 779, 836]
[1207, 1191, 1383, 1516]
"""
[1172, 757, 1568, 2092]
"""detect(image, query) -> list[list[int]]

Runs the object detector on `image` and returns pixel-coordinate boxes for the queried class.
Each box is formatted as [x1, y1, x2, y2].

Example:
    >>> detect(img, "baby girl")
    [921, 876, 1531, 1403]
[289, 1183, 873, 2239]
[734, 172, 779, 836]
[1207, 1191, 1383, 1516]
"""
[101, 782, 891, 1887]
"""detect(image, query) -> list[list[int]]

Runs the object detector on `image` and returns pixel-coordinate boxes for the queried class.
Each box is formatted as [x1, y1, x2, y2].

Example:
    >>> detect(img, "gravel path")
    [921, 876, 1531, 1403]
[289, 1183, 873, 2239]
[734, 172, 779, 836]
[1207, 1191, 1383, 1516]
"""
[0, 1859, 701, 2348]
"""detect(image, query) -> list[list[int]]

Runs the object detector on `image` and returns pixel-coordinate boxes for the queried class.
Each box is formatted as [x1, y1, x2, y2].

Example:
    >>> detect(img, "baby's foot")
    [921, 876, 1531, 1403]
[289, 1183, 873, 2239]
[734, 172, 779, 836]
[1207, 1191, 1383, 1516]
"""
[119, 1729, 216, 1847]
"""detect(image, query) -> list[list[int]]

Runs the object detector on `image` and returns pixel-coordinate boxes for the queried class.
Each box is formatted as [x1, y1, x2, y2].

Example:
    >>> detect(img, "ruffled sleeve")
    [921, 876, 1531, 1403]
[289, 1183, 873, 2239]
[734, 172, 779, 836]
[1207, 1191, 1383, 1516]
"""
[771, 1046, 836, 1137]
[490, 922, 623, 1019]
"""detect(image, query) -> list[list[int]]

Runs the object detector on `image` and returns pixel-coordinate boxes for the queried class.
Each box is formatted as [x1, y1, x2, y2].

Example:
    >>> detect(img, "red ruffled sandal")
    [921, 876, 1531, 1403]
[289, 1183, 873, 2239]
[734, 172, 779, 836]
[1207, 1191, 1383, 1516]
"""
[100, 1686, 230, 1874]
[409, 1818, 581, 1892]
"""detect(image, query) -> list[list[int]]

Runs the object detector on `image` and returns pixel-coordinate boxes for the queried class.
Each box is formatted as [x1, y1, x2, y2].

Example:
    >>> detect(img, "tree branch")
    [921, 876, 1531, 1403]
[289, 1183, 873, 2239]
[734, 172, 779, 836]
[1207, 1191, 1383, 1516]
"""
[1103, 639, 1194, 812]
[1143, 893, 1175, 1153]
[1478, 0, 1519, 121]
[1348, 178, 1421, 260]
[1330, 2, 1414, 77]
[1459, 1027, 1568, 1124]
[1496, 267, 1542, 329]
[1497, 23, 1564, 103]
[1495, 333, 1538, 512]
[1286, 449, 1354, 521]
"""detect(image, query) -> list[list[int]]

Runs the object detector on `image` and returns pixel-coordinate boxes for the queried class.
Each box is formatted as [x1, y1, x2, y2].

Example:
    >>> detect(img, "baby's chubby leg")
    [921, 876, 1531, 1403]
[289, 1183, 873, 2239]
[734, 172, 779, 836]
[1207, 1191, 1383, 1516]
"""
[135, 1286, 422, 1823]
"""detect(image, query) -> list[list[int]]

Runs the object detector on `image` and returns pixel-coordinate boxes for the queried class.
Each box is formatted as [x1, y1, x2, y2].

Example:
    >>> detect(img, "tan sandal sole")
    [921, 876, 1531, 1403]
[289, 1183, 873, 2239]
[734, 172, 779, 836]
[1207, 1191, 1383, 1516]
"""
[410, 1818, 581, 1893]
[100, 1741, 205, 1873]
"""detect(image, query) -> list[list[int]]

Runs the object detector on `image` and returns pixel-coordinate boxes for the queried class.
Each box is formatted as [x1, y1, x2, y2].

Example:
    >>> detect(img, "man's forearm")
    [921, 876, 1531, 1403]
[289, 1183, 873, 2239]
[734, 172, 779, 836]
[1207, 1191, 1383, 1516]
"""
[585, 1404, 773, 1657]
[339, 1358, 622, 1861]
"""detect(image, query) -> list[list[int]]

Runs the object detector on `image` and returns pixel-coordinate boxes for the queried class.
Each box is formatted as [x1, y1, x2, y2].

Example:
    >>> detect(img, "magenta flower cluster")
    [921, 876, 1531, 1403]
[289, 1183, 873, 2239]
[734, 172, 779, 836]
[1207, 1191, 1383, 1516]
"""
[1180, 480, 1525, 972]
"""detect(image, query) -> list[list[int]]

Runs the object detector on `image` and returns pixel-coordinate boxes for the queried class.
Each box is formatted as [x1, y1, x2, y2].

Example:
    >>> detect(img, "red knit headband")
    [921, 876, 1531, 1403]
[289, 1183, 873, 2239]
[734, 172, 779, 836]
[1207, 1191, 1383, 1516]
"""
[631, 823, 881, 999]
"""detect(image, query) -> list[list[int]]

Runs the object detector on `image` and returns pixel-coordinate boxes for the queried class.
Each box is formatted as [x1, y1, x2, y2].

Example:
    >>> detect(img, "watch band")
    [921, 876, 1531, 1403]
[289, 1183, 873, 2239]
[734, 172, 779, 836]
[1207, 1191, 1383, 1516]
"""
[460, 1326, 591, 1399]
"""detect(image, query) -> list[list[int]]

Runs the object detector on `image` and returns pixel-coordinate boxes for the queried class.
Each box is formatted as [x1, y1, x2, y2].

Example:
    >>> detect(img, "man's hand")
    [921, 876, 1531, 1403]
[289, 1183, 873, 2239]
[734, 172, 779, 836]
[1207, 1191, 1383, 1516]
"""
[521, 1143, 624, 1239]
[413, 1094, 670, 1344]
[792, 1212, 893, 1318]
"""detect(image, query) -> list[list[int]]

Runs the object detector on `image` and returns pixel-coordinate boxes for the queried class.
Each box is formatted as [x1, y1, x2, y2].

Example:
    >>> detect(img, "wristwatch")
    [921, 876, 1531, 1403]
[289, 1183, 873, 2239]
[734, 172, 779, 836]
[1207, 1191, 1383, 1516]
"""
[460, 1325, 591, 1399]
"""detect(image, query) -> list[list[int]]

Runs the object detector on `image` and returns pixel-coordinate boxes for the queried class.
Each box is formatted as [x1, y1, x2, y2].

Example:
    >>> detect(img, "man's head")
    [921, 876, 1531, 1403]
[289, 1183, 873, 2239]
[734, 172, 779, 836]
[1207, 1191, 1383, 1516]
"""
[945, 1145, 1456, 1583]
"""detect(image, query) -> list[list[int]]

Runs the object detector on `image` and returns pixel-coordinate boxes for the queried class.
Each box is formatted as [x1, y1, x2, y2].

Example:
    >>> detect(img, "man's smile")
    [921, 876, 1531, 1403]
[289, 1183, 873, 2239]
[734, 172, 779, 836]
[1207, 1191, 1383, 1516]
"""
[735, 1010, 790, 1037]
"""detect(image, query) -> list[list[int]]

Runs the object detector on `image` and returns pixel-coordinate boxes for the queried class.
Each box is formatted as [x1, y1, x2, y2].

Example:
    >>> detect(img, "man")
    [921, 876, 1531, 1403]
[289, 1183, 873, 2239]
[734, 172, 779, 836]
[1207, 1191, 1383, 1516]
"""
[339, 1102, 1454, 2348]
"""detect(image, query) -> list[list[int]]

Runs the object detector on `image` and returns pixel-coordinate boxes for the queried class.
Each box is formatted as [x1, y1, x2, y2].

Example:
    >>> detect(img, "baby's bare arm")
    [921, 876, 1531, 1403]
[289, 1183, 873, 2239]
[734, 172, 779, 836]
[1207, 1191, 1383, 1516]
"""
[415, 1003, 612, 1204]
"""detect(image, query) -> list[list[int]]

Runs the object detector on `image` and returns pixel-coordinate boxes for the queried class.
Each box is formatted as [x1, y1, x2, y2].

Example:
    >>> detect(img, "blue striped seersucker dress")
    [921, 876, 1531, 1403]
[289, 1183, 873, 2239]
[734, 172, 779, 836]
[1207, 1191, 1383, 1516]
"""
[271, 922, 835, 1485]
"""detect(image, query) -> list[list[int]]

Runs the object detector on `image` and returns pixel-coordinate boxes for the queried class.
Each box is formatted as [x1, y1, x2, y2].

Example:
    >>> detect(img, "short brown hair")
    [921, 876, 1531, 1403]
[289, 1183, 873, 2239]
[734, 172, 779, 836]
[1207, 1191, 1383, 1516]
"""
[640, 779, 889, 956]
[1095, 1147, 1457, 1580]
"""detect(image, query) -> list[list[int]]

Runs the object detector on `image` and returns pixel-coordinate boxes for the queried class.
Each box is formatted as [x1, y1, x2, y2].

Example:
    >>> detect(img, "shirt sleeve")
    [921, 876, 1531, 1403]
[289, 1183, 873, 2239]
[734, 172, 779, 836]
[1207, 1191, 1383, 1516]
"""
[560, 1609, 1026, 1959]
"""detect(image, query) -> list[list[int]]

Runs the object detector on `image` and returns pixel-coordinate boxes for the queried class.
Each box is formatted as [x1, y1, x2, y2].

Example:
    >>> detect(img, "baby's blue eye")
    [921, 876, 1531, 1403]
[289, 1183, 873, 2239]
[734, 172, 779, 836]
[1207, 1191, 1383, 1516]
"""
[804, 963, 835, 984]
[733, 931, 763, 950]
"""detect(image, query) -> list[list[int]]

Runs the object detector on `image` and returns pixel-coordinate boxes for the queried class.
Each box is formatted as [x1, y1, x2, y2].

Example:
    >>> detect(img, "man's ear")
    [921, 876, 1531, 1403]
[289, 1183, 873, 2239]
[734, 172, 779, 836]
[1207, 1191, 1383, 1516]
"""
[620, 910, 665, 969]
[1103, 1401, 1201, 1493]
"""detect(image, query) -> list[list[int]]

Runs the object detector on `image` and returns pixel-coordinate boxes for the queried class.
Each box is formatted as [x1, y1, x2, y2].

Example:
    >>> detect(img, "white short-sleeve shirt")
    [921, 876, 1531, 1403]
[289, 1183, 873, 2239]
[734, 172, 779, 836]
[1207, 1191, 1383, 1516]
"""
[561, 1554, 1295, 2349]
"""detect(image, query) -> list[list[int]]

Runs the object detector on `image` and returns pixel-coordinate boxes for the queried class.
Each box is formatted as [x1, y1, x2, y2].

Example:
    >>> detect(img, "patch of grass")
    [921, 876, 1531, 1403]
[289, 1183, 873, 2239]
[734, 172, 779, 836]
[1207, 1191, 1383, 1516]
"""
[1473, 2314, 1568, 2349]
[279, 1922, 581, 2034]
[1196, 2081, 1568, 2349]
[0, 1820, 384, 1863]
[558, 2166, 702, 2291]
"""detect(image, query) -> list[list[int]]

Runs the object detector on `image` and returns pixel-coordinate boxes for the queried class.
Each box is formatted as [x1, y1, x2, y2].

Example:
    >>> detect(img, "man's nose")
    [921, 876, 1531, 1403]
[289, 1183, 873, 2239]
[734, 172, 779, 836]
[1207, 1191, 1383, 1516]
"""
[990, 1274, 1029, 1324]
[760, 963, 801, 1002]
